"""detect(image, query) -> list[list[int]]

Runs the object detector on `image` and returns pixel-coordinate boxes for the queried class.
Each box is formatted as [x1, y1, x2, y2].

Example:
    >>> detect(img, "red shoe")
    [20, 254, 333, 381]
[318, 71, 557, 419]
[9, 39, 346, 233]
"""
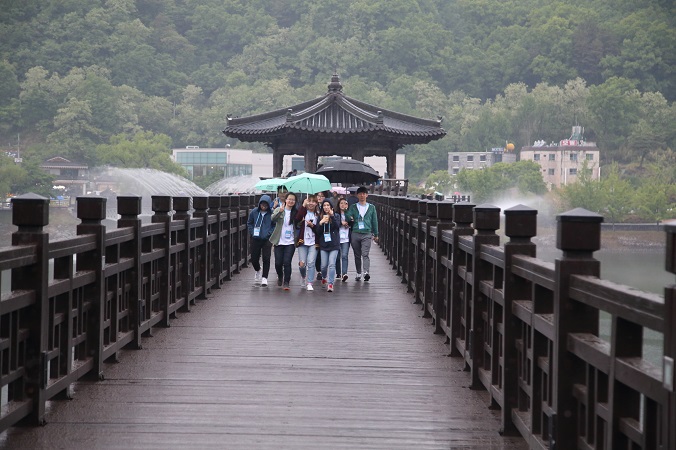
[327, 283, 334, 292]
[321, 278, 327, 286]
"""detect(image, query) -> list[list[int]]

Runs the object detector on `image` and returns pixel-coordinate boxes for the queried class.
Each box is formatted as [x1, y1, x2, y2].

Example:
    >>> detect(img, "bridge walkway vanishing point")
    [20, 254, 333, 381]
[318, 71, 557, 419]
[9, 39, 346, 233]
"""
[0, 249, 527, 449]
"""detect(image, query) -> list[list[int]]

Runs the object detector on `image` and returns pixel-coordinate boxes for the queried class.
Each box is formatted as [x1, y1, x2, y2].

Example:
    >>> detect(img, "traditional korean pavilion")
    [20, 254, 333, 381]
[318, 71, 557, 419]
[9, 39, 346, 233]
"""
[223, 75, 446, 178]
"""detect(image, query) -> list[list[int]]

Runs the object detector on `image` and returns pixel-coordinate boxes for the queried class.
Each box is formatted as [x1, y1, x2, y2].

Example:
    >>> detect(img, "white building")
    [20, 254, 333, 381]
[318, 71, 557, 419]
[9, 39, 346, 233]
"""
[172, 147, 404, 181]
[519, 127, 600, 189]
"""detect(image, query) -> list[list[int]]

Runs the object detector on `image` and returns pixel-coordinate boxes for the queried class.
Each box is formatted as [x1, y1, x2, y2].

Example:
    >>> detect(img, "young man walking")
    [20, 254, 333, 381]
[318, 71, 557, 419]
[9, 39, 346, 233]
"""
[247, 195, 275, 286]
[345, 186, 379, 281]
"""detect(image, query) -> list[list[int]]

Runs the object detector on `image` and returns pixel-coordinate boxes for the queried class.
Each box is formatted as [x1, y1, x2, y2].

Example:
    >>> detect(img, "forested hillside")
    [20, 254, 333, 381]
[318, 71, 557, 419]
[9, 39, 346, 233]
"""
[0, 0, 674, 184]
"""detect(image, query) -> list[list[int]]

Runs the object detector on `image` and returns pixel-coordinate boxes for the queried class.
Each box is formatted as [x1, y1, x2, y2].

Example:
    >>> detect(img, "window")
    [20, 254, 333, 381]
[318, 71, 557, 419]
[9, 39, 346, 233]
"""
[534, 154, 540, 161]
[467, 155, 474, 162]
[548, 169, 555, 175]
[569, 168, 577, 175]
[549, 154, 555, 161]
[479, 154, 486, 162]
[570, 153, 578, 162]
[452, 155, 460, 162]
[452, 168, 459, 175]
[586, 154, 594, 161]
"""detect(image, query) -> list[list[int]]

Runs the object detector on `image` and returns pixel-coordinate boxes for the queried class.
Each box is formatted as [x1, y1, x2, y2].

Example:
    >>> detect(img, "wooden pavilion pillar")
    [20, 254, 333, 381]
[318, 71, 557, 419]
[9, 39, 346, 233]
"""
[352, 149, 364, 162]
[305, 147, 317, 174]
[386, 152, 397, 179]
[273, 150, 284, 177]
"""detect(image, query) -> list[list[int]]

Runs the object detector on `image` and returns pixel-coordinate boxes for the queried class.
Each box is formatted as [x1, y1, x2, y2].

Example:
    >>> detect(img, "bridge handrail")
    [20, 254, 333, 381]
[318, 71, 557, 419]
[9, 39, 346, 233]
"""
[0, 193, 257, 431]
[370, 194, 675, 450]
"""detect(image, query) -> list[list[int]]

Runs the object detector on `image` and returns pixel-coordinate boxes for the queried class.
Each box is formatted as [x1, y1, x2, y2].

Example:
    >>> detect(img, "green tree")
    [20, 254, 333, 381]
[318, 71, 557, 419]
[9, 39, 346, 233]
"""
[456, 161, 546, 203]
[425, 170, 454, 195]
[95, 131, 186, 176]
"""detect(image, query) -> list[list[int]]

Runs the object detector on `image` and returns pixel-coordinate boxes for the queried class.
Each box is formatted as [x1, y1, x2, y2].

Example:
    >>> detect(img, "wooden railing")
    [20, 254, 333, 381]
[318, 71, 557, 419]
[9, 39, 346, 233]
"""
[371, 194, 675, 450]
[0, 193, 255, 431]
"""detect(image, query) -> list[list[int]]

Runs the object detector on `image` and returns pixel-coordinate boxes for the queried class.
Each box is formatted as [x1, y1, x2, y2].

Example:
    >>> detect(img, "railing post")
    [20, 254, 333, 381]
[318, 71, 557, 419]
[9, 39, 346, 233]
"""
[404, 198, 419, 293]
[449, 202, 475, 357]
[663, 221, 675, 449]
[501, 204, 538, 436]
[422, 200, 439, 319]
[208, 196, 222, 290]
[230, 195, 242, 274]
[173, 196, 192, 312]
[117, 195, 143, 349]
[220, 195, 232, 282]
[468, 204, 501, 389]
[552, 208, 603, 449]
[151, 195, 172, 327]
[10, 194, 50, 425]
[193, 196, 208, 299]
[434, 201, 455, 335]
[413, 199, 429, 306]
[76, 195, 107, 380]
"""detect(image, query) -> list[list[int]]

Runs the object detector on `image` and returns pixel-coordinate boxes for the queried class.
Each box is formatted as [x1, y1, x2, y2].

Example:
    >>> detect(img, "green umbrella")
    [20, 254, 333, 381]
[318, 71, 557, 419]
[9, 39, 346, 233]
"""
[254, 178, 286, 192]
[281, 173, 332, 194]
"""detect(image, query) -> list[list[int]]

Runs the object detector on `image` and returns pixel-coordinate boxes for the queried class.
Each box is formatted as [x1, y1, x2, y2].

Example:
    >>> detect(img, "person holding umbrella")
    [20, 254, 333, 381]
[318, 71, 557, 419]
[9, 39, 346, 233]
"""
[345, 186, 379, 282]
[294, 195, 319, 291]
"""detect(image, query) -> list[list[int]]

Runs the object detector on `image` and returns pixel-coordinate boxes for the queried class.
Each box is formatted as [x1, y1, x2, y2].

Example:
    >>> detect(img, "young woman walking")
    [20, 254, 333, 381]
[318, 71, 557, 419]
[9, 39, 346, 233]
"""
[294, 195, 319, 291]
[336, 197, 352, 282]
[317, 200, 341, 293]
[270, 192, 298, 290]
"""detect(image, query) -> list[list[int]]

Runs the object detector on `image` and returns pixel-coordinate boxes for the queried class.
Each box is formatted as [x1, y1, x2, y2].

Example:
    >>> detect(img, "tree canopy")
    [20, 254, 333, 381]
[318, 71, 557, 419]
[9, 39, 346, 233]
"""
[0, 0, 673, 186]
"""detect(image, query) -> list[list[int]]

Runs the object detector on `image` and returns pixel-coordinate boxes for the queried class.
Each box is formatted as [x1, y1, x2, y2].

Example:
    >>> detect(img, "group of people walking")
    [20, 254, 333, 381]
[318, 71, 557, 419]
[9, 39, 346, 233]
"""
[246, 186, 379, 293]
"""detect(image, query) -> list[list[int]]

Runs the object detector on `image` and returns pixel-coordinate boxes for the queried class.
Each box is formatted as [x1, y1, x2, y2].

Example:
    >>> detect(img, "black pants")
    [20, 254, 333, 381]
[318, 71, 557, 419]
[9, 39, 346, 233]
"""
[250, 239, 272, 277]
[274, 244, 296, 283]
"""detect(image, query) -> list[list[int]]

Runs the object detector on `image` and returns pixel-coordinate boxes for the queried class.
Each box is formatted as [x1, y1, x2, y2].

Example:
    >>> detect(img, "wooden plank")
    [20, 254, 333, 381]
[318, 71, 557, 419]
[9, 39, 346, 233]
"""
[0, 250, 526, 449]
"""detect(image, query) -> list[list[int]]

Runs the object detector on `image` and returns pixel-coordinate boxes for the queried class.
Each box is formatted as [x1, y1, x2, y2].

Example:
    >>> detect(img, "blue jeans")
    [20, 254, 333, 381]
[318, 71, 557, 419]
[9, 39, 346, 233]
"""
[320, 249, 339, 284]
[297, 245, 318, 283]
[336, 241, 350, 275]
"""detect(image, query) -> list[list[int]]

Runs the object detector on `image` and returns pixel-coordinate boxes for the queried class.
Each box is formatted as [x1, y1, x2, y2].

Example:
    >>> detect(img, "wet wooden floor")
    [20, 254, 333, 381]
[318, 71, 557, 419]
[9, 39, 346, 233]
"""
[1, 249, 527, 449]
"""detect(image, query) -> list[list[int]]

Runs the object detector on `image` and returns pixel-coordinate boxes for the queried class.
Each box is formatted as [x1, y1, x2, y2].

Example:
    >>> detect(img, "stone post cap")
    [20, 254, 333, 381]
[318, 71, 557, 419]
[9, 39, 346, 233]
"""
[453, 202, 475, 224]
[504, 204, 537, 238]
[151, 195, 172, 213]
[173, 196, 191, 213]
[117, 195, 142, 216]
[556, 208, 604, 252]
[474, 204, 500, 231]
[77, 195, 107, 221]
[11, 193, 49, 227]
[193, 196, 209, 210]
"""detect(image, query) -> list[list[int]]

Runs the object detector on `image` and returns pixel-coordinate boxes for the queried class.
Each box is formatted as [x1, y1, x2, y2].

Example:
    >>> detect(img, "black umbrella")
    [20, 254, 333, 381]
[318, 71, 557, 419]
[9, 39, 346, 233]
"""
[315, 159, 380, 184]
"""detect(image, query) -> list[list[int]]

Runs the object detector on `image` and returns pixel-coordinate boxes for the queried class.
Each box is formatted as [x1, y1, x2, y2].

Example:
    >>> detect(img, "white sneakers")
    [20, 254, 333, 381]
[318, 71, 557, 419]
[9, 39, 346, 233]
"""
[261, 277, 268, 286]
[300, 277, 306, 287]
[355, 273, 362, 281]
[254, 270, 262, 284]
[306, 283, 314, 291]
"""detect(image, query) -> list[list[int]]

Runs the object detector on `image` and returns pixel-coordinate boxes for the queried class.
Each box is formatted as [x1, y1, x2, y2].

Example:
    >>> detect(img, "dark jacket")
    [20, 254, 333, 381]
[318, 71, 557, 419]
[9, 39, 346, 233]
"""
[317, 201, 341, 251]
[247, 195, 275, 240]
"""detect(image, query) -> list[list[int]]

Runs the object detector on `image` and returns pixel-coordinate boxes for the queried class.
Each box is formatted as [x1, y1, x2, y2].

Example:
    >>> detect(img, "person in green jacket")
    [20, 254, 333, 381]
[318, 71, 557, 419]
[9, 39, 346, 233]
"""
[344, 186, 379, 281]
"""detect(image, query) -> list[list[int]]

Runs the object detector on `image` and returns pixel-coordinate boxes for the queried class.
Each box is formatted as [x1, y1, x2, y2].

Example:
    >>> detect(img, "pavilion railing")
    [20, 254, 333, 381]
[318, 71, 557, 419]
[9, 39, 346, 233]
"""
[0, 193, 255, 431]
[371, 194, 675, 450]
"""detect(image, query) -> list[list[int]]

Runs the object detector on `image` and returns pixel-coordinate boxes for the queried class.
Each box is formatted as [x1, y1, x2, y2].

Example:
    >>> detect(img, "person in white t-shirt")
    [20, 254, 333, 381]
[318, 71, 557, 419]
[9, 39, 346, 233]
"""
[294, 195, 319, 291]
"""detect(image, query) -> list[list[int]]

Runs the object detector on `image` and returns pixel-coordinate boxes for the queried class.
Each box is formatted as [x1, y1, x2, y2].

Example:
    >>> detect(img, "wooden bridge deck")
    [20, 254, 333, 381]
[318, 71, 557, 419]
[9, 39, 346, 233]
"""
[0, 249, 527, 449]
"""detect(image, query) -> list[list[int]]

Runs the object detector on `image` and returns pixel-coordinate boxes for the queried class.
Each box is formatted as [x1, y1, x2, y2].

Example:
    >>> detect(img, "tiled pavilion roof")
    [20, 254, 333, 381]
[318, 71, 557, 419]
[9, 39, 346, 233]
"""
[223, 75, 446, 147]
